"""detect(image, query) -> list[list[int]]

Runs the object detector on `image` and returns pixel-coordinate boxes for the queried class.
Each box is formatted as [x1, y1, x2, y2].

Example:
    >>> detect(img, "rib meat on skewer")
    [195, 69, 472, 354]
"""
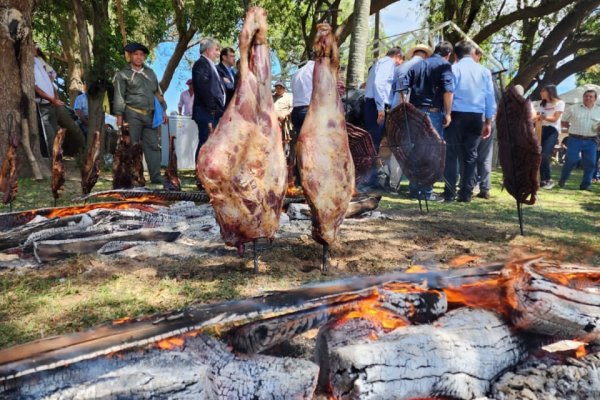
[197, 7, 286, 257]
[51, 128, 66, 201]
[0, 135, 19, 205]
[296, 23, 355, 270]
[131, 143, 146, 187]
[163, 135, 181, 191]
[81, 131, 101, 194]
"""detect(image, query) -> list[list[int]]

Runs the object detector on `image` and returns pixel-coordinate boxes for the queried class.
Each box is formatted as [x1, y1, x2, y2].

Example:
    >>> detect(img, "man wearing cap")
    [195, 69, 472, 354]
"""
[114, 42, 167, 184]
[192, 37, 225, 162]
[391, 43, 432, 107]
[273, 81, 294, 158]
[178, 79, 194, 116]
[403, 41, 455, 201]
[217, 47, 236, 107]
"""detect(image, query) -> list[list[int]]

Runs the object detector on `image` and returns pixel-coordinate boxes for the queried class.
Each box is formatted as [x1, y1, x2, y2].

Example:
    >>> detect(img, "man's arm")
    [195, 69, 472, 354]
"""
[440, 64, 455, 128]
[374, 61, 393, 124]
[443, 92, 453, 128]
[35, 86, 63, 107]
[482, 70, 496, 138]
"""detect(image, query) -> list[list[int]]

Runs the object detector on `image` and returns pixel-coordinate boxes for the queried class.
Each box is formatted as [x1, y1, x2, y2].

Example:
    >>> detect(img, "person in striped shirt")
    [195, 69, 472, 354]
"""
[558, 90, 600, 190]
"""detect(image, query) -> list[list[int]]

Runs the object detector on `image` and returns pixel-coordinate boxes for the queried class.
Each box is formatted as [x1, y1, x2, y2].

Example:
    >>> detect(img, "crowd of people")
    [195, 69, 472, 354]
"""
[33, 37, 600, 193]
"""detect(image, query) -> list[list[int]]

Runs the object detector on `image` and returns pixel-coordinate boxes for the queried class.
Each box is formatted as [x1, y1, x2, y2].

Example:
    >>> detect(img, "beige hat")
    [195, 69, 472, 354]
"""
[407, 44, 433, 59]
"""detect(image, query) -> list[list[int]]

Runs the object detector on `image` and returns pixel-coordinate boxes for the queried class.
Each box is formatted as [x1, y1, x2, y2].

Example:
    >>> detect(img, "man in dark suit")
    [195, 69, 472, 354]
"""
[192, 37, 225, 162]
[217, 47, 236, 107]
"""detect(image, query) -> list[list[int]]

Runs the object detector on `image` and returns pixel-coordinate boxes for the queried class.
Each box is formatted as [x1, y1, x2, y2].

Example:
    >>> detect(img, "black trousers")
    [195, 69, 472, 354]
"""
[443, 111, 483, 200]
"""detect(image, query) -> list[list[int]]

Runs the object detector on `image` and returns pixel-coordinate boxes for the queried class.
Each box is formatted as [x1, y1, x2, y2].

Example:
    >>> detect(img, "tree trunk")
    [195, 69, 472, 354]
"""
[0, 0, 46, 179]
[346, 0, 371, 89]
[327, 308, 526, 399]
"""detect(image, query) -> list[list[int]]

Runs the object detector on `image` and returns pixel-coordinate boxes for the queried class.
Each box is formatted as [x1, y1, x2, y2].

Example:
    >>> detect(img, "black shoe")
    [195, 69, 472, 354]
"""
[558, 180, 565, 188]
[476, 190, 490, 199]
[580, 185, 592, 191]
[457, 195, 472, 203]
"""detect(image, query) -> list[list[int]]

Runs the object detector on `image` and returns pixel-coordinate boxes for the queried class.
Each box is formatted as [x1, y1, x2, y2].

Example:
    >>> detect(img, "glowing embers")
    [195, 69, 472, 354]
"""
[333, 290, 408, 332]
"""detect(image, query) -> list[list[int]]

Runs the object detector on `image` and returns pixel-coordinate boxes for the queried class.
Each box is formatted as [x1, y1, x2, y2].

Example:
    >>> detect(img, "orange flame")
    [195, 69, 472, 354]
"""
[156, 337, 185, 350]
[286, 186, 304, 197]
[576, 344, 587, 358]
[448, 254, 480, 267]
[335, 290, 407, 331]
[44, 202, 158, 219]
[112, 316, 132, 325]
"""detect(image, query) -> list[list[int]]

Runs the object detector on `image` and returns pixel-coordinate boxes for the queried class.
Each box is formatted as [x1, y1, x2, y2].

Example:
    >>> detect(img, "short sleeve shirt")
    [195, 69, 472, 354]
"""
[536, 100, 565, 132]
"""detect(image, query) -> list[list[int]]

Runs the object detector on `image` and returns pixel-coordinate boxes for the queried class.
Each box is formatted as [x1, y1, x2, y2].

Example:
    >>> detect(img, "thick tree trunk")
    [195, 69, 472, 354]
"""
[346, 0, 371, 89]
[0, 0, 46, 179]
[326, 308, 526, 399]
[3, 334, 319, 400]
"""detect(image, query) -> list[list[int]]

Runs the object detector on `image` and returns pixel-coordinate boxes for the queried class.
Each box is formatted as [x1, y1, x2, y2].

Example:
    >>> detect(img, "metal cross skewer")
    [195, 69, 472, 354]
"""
[253, 239, 259, 273]
[322, 244, 330, 273]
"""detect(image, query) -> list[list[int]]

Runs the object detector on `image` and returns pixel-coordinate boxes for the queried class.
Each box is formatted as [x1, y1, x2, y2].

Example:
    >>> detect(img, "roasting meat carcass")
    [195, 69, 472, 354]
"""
[346, 122, 376, 186]
[163, 135, 181, 191]
[196, 7, 286, 253]
[51, 128, 66, 200]
[497, 86, 541, 205]
[81, 131, 101, 194]
[0, 135, 19, 205]
[112, 129, 146, 189]
[131, 143, 146, 187]
[296, 23, 355, 246]
[386, 102, 446, 188]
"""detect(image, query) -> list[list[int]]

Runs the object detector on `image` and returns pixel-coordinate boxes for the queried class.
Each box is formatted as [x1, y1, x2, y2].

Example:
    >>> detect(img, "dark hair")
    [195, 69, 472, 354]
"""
[454, 40, 474, 59]
[434, 41, 453, 57]
[540, 84, 560, 106]
[583, 89, 598, 99]
[386, 47, 403, 58]
[220, 47, 234, 61]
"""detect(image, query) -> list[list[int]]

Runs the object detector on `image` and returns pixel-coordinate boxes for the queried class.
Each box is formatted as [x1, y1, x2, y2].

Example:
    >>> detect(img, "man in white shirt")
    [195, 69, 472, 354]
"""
[34, 46, 64, 156]
[363, 47, 404, 153]
[558, 90, 600, 190]
[178, 79, 194, 116]
[291, 58, 315, 137]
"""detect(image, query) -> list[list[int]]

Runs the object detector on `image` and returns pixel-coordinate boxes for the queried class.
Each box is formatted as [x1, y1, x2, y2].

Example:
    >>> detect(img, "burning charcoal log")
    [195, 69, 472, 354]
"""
[327, 308, 526, 400]
[3, 334, 318, 400]
[163, 135, 181, 191]
[0, 214, 89, 251]
[378, 283, 447, 324]
[497, 86, 541, 205]
[81, 131, 101, 194]
[347, 122, 377, 186]
[296, 23, 354, 252]
[33, 228, 180, 262]
[74, 188, 210, 203]
[509, 263, 600, 342]
[197, 7, 287, 255]
[0, 134, 19, 205]
[287, 195, 381, 220]
[51, 128, 66, 201]
[386, 102, 446, 188]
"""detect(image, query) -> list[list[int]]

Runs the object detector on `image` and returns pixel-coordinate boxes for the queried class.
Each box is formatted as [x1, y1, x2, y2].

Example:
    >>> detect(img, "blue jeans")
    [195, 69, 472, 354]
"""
[559, 136, 597, 189]
[193, 106, 222, 163]
[540, 126, 558, 182]
[443, 112, 483, 200]
[409, 109, 444, 199]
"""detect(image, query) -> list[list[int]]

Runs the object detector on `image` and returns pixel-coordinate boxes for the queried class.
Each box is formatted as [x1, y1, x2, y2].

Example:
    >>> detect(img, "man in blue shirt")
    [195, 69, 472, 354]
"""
[403, 41, 455, 200]
[442, 40, 496, 202]
[391, 43, 432, 107]
[363, 47, 404, 153]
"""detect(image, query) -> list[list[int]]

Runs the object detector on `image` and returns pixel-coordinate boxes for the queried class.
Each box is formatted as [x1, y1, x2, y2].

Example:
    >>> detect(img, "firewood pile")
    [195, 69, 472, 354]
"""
[0, 192, 383, 268]
[2, 257, 600, 399]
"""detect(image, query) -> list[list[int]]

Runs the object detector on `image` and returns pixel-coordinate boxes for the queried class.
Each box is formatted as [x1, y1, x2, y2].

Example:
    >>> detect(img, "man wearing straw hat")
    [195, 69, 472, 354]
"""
[391, 43, 433, 106]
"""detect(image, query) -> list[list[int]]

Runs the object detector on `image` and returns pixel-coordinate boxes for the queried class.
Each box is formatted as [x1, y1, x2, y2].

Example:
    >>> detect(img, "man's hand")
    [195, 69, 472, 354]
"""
[443, 113, 451, 128]
[117, 115, 123, 130]
[481, 123, 492, 139]
[377, 110, 385, 125]
[163, 112, 168, 125]
[51, 97, 64, 107]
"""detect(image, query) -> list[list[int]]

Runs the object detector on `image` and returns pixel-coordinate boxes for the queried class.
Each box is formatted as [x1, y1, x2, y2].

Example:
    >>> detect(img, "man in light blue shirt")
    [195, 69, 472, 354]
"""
[391, 44, 432, 107]
[363, 47, 404, 153]
[442, 40, 496, 203]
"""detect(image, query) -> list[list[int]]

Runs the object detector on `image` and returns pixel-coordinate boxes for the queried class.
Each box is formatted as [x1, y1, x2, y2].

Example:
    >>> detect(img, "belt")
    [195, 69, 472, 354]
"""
[418, 106, 441, 113]
[126, 105, 152, 115]
[569, 134, 597, 140]
[293, 105, 309, 110]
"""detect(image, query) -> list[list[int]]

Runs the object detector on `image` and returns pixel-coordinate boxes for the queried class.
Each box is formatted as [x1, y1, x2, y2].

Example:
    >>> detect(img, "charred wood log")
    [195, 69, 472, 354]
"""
[0, 214, 87, 251]
[497, 86, 541, 205]
[0, 265, 502, 382]
[386, 102, 446, 188]
[2, 334, 318, 400]
[80, 131, 101, 194]
[164, 135, 181, 191]
[51, 128, 66, 200]
[327, 308, 527, 400]
[32, 228, 181, 262]
[0, 134, 19, 204]
[74, 188, 210, 203]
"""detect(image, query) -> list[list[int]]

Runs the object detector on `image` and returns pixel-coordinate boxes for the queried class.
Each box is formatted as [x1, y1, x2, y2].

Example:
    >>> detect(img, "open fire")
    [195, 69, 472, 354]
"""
[1, 255, 599, 399]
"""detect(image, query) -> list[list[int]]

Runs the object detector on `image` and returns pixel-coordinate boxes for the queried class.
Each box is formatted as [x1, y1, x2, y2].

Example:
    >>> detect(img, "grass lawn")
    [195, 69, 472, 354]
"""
[0, 164, 598, 349]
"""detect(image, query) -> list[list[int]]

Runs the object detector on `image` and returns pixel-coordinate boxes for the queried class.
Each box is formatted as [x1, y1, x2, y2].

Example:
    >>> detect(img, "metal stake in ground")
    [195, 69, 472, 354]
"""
[322, 244, 330, 273]
[495, 70, 524, 235]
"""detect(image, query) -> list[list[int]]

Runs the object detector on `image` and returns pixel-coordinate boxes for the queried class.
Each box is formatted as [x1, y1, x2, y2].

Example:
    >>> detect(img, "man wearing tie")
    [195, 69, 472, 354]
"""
[192, 37, 225, 162]
[217, 47, 236, 108]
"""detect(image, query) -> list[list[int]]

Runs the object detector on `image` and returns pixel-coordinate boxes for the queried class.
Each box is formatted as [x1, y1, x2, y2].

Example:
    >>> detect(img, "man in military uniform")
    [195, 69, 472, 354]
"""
[113, 42, 167, 184]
